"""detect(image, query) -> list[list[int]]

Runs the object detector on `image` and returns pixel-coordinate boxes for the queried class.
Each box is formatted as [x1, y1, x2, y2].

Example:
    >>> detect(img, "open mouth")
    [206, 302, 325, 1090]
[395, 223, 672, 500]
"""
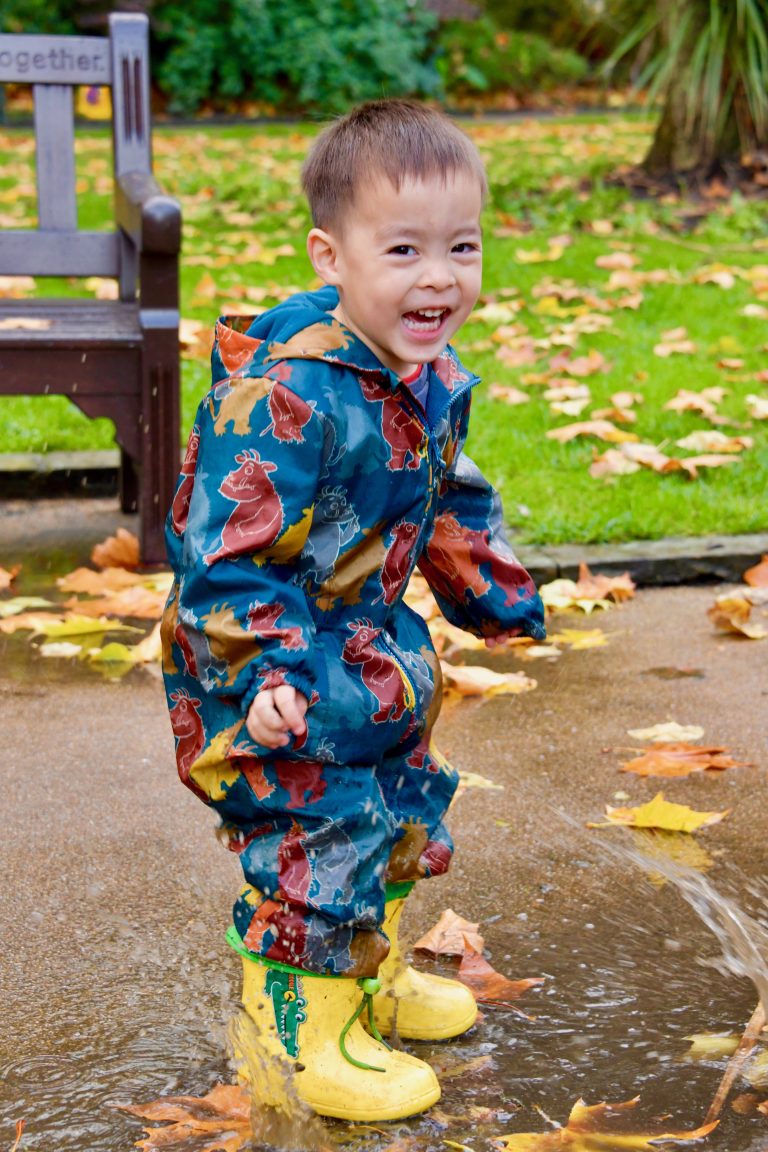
[402, 308, 449, 334]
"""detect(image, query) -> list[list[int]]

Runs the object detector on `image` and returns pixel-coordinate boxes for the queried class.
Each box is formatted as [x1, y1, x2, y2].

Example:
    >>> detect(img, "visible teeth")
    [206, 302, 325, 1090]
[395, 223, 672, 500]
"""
[418, 309, 443, 317]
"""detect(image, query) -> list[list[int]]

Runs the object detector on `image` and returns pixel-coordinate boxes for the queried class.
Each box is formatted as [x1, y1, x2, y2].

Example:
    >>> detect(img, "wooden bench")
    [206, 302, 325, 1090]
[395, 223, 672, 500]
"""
[0, 13, 181, 565]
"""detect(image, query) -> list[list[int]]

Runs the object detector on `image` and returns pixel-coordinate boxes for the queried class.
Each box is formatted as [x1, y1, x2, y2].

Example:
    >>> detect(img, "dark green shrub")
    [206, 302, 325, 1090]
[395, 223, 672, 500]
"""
[436, 16, 588, 99]
[151, 0, 439, 116]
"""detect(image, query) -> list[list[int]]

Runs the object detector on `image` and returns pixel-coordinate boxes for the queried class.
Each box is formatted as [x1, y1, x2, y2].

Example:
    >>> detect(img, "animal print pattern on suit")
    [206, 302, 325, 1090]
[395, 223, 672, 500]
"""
[162, 286, 545, 975]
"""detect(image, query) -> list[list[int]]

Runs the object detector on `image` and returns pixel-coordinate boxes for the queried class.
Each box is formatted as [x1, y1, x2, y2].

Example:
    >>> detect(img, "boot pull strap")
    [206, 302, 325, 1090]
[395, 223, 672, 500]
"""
[339, 977, 392, 1072]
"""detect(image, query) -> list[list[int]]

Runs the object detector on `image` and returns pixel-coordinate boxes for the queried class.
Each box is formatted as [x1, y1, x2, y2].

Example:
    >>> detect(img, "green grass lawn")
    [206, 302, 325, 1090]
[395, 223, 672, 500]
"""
[0, 115, 767, 545]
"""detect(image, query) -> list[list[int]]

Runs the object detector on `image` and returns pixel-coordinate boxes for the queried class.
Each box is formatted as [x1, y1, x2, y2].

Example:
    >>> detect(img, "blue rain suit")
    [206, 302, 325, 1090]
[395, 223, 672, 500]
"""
[161, 286, 545, 977]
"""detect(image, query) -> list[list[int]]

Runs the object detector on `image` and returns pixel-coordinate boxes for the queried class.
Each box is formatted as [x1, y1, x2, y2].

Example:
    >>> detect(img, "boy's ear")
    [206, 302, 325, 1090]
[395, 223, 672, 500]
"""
[306, 227, 342, 286]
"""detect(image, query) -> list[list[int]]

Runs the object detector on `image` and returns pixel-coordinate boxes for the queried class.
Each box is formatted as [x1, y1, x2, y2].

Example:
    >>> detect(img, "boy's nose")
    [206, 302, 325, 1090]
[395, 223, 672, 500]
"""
[419, 259, 457, 291]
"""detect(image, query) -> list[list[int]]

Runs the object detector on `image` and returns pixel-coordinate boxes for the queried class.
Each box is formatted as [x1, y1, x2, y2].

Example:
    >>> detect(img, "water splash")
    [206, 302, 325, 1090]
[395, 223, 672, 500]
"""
[624, 843, 768, 1015]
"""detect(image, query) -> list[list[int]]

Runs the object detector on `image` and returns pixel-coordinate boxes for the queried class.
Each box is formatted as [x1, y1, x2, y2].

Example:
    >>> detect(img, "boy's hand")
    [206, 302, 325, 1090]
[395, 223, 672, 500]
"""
[246, 685, 308, 749]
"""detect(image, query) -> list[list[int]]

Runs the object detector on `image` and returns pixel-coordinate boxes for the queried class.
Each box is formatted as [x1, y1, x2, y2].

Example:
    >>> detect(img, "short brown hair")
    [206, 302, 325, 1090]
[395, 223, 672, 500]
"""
[301, 99, 488, 231]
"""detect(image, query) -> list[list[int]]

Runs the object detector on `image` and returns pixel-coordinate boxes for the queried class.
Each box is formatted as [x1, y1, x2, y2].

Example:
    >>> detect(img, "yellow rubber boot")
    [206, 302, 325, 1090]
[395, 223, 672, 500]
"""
[373, 886, 478, 1042]
[227, 926, 440, 1122]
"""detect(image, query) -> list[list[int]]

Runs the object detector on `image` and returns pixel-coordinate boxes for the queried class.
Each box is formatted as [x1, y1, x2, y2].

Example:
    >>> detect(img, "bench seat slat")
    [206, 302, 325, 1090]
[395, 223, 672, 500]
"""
[0, 298, 141, 346]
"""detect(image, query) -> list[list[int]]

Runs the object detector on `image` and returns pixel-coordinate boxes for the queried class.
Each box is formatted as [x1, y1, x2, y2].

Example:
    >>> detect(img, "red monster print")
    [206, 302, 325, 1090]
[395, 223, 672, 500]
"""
[170, 425, 200, 535]
[247, 601, 307, 650]
[215, 321, 262, 377]
[359, 378, 424, 471]
[423, 512, 491, 602]
[376, 519, 420, 604]
[342, 619, 412, 724]
[168, 689, 207, 800]
[404, 746, 438, 773]
[265, 382, 314, 443]
[277, 819, 311, 904]
[204, 449, 283, 565]
[275, 759, 327, 810]
[433, 352, 468, 393]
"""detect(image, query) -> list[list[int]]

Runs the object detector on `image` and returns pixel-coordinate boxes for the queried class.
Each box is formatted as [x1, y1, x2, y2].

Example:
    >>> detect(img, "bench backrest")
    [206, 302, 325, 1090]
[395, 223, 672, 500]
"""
[0, 13, 151, 281]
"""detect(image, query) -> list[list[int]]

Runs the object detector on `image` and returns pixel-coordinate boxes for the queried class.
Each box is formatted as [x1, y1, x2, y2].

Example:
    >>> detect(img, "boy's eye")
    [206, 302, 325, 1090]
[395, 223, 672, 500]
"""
[453, 242, 480, 254]
[388, 245, 416, 256]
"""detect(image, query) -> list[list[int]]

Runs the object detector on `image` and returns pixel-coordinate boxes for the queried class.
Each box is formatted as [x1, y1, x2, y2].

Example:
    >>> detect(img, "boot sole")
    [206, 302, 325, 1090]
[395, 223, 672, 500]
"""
[301, 1079, 441, 1121]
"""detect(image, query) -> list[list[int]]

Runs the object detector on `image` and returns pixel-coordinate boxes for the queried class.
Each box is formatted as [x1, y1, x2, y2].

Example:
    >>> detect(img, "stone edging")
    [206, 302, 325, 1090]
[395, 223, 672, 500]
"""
[0, 452, 765, 586]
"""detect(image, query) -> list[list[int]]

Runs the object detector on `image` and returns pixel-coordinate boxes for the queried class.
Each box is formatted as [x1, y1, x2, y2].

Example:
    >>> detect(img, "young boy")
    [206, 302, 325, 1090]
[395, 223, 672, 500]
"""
[161, 99, 545, 1123]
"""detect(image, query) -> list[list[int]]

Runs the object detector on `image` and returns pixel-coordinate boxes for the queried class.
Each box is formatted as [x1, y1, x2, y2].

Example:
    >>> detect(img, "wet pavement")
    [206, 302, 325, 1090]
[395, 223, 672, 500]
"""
[1, 498, 767, 1151]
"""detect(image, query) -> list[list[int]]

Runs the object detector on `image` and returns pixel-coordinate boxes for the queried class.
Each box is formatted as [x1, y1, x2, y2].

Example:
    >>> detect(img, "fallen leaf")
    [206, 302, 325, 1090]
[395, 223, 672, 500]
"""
[708, 594, 767, 639]
[455, 770, 504, 795]
[0, 596, 54, 618]
[39, 641, 84, 658]
[457, 941, 544, 1006]
[58, 566, 146, 594]
[745, 394, 768, 420]
[516, 244, 564, 263]
[574, 564, 635, 603]
[9, 1120, 24, 1152]
[413, 909, 484, 956]
[745, 1050, 768, 1090]
[0, 565, 20, 589]
[547, 420, 638, 445]
[664, 387, 727, 418]
[588, 792, 730, 833]
[119, 1081, 252, 1151]
[596, 251, 637, 269]
[488, 383, 531, 406]
[654, 338, 697, 357]
[33, 614, 142, 639]
[91, 528, 140, 570]
[0, 610, 65, 633]
[551, 628, 609, 650]
[620, 743, 751, 777]
[440, 662, 537, 698]
[548, 349, 609, 378]
[0, 316, 52, 330]
[494, 1097, 718, 1150]
[684, 1033, 740, 1060]
[675, 431, 752, 454]
[630, 827, 715, 878]
[626, 722, 704, 743]
[589, 449, 641, 478]
[63, 584, 167, 619]
[678, 453, 739, 479]
[744, 555, 768, 587]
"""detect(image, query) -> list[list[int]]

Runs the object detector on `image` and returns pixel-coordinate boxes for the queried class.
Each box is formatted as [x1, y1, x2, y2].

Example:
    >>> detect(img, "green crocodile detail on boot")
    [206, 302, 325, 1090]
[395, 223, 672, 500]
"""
[265, 968, 307, 1057]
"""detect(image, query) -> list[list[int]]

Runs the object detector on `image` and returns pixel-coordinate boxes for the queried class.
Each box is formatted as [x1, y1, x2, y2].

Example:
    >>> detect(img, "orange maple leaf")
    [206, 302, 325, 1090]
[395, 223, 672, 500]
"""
[620, 743, 751, 777]
[744, 554, 768, 587]
[91, 528, 140, 571]
[119, 1082, 251, 1151]
[457, 940, 544, 1006]
[413, 908, 484, 956]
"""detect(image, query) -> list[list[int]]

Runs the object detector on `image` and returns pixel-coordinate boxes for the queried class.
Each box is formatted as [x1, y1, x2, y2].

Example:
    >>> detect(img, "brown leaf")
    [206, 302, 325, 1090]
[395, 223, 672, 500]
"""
[91, 529, 140, 571]
[413, 909, 484, 956]
[620, 743, 751, 777]
[58, 566, 146, 594]
[664, 387, 727, 419]
[547, 419, 638, 445]
[457, 942, 544, 1006]
[678, 453, 740, 479]
[708, 594, 768, 639]
[574, 563, 636, 604]
[63, 584, 167, 620]
[548, 348, 609, 377]
[595, 251, 637, 270]
[0, 565, 20, 590]
[119, 1082, 252, 1151]
[744, 555, 768, 587]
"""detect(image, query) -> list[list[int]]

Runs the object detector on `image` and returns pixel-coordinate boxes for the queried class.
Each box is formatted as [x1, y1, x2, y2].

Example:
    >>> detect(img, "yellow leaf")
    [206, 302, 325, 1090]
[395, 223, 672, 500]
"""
[684, 1033, 740, 1060]
[455, 770, 504, 795]
[547, 420, 638, 445]
[552, 628, 609, 649]
[495, 1097, 718, 1150]
[590, 792, 730, 833]
[626, 722, 704, 743]
[35, 615, 142, 639]
[440, 662, 537, 697]
[0, 596, 54, 618]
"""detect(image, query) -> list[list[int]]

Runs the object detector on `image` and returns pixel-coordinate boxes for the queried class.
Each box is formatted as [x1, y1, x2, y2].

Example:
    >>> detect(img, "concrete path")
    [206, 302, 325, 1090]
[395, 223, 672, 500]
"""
[1, 498, 766, 1151]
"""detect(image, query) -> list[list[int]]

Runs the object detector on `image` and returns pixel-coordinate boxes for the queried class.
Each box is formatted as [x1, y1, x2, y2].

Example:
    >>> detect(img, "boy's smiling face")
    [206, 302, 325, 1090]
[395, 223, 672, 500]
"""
[307, 170, 483, 378]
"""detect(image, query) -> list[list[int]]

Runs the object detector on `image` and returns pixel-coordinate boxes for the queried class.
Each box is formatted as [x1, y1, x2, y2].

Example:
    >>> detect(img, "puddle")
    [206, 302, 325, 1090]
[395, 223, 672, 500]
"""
[2, 577, 767, 1151]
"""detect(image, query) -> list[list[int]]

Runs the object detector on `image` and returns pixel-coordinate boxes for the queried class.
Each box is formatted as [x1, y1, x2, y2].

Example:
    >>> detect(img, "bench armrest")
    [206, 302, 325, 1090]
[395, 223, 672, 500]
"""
[116, 171, 182, 255]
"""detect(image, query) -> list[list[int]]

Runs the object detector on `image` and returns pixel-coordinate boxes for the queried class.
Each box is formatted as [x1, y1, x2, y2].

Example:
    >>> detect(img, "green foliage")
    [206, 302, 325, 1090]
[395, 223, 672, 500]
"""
[1, 0, 76, 33]
[151, 0, 439, 115]
[606, 0, 768, 165]
[436, 16, 588, 98]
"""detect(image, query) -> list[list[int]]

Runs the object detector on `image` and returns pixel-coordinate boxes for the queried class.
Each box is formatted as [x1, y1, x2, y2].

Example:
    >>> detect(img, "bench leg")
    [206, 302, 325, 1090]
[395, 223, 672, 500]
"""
[138, 329, 180, 566]
[119, 449, 139, 513]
